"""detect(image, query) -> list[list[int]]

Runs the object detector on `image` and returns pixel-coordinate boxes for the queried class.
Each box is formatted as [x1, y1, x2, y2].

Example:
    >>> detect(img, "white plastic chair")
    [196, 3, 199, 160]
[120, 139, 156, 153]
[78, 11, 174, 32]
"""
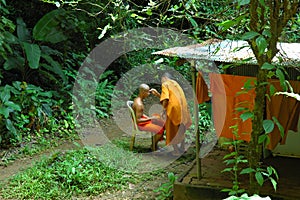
[126, 101, 155, 151]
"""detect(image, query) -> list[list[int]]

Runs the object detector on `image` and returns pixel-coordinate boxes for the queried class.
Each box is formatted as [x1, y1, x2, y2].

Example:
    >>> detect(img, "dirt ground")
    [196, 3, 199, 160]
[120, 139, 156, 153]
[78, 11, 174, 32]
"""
[0, 118, 196, 200]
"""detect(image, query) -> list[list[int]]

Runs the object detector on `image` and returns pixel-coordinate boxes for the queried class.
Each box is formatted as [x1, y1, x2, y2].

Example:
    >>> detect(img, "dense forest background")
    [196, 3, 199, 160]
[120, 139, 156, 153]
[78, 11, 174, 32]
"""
[1, 0, 299, 148]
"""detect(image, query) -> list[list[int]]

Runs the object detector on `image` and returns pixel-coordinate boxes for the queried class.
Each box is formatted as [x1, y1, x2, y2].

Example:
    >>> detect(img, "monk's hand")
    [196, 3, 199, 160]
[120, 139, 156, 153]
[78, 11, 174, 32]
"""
[149, 88, 159, 97]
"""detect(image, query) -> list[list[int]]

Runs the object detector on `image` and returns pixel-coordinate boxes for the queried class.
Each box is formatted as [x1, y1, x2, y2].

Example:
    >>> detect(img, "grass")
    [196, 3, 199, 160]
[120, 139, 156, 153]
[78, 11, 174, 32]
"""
[0, 132, 196, 200]
[0, 138, 170, 200]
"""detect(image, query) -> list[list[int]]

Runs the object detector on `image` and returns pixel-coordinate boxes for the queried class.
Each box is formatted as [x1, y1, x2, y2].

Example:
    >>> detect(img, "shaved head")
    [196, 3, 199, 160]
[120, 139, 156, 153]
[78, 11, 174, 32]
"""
[139, 83, 150, 93]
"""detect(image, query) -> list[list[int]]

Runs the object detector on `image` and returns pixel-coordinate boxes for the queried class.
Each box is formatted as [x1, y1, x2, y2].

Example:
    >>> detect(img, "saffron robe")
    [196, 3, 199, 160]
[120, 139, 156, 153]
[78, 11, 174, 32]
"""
[160, 79, 192, 145]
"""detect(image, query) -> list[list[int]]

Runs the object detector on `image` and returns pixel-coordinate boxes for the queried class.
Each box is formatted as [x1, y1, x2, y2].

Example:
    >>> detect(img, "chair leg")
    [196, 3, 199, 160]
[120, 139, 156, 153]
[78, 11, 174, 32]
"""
[130, 134, 136, 151]
[151, 134, 156, 151]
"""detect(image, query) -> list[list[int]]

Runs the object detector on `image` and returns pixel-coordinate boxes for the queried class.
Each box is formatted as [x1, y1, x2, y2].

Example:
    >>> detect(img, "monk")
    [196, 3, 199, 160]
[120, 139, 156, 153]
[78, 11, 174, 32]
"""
[132, 83, 165, 151]
[151, 72, 192, 156]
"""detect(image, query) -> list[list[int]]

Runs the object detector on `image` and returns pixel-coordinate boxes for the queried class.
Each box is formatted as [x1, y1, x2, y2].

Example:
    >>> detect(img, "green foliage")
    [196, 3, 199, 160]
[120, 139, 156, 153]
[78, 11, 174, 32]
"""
[153, 172, 177, 200]
[1, 147, 135, 199]
[240, 166, 278, 191]
[0, 0, 15, 60]
[0, 81, 75, 147]
[221, 124, 247, 197]
[2, 16, 67, 86]
[33, 9, 68, 43]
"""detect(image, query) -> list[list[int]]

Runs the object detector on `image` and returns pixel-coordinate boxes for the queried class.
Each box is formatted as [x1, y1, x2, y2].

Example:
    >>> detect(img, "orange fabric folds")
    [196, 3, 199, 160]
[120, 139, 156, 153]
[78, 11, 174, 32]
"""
[196, 72, 210, 104]
[209, 73, 256, 142]
[160, 79, 192, 145]
[266, 80, 300, 150]
[207, 73, 300, 150]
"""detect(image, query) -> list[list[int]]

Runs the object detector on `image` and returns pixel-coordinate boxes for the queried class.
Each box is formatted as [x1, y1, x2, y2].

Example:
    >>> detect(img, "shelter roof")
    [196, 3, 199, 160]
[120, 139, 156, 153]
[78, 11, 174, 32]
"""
[152, 39, 300, 67]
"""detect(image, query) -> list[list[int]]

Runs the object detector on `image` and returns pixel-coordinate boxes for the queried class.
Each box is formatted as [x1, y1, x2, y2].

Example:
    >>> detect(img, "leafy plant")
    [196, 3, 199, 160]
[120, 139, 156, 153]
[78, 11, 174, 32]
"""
[2, 11, 68, 87]
[0, 85, 21, 144]
[154, 172, 177, 200]
[221, 124, 247, 197]
[1, 147, 135, 199]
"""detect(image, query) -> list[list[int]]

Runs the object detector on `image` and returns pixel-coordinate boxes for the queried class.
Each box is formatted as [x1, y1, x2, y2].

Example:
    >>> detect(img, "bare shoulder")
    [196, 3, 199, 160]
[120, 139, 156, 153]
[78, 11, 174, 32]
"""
[133, 97, 143, 109]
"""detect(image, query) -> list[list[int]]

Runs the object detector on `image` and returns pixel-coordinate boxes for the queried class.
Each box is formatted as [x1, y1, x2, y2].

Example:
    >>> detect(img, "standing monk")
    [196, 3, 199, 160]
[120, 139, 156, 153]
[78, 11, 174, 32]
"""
[151, 72, 192, 156]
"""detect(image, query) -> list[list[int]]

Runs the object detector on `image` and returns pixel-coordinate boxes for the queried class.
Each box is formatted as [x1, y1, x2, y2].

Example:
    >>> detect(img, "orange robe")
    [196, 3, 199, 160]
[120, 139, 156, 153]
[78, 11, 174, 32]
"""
[209, 73, 256, 141]
[138, 115, 165, 135]
[209, 73, 299, 150]
[266, 80, 300, 150]
[160, 79, 192, 145]
[196, 72, 210, 104]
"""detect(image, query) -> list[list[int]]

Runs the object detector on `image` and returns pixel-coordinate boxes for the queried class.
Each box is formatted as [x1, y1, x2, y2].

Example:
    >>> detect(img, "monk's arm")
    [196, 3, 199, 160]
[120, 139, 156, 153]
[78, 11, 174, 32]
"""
[150, 88, 160, 97]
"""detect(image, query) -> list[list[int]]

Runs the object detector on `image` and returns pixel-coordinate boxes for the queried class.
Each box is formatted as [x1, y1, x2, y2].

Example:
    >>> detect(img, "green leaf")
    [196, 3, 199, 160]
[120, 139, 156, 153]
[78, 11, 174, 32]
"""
[258, 134, 267, 144]
[261, 62, 275, 70]
[0, 86, 11, 102]
[276, 69, 286, 90]
[6, 118, 17, 136]
[241, 31, 260, 40]
[41, 54, 67, 83]
[33, 9, 68, 43]
[23, 42, 41, 69]
[269, 84, 276, 96]
[240, 111, 253, 122]
[262, 29, 271, 37]
[263, 119, 274, 133]
[4, 101, 21, 112]
[240, 167, 256, 174]
[3, 31, 18, 44]
[272, 117, 284, 138]
[3, 56, 25, 70]
[16, 17, 31, 42]
[270, 177, 277, 191]
[255, 172, 264, 186]
[256, 36, 267, 55]
[238, 0, 250, 6]
[188, 16, 198, 28]
[0, 107, 9, 118]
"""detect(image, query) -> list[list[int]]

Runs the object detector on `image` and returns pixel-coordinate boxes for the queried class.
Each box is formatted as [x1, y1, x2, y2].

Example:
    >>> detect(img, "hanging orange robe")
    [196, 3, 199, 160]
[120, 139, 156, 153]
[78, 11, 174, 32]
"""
[209, 73, 256, 141]
[208, 73, 299, 150]
[196, 72, 210, 104]
[160, 79, 192, 145]
[266, 80, 300, 150]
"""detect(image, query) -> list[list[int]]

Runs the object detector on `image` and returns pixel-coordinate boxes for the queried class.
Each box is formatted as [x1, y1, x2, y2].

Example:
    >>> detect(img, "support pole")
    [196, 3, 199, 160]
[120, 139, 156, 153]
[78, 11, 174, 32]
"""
[190, 60, 202, 179]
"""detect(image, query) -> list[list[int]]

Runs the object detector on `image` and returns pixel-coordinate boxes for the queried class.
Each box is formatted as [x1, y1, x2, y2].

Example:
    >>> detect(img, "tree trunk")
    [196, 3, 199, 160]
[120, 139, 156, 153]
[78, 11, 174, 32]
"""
[247, 0, 299, 195]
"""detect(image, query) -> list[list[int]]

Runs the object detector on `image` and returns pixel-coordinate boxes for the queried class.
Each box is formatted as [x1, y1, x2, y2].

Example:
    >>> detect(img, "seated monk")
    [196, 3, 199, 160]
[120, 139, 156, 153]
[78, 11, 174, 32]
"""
[132, 84, 165, 151]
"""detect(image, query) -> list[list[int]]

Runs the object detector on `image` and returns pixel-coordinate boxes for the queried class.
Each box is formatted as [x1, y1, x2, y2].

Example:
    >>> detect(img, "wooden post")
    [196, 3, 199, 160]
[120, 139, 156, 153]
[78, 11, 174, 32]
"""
[190, 59, 202, 179]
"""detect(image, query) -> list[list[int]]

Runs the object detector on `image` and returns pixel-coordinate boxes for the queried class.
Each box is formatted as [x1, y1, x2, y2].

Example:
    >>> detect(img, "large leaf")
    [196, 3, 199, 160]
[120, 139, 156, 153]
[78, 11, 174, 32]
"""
[4, 101, 21, 112]
[241, 31, 260, 40]
[41, 54, 67, 83]
[3, 56, 25, 70]
[240, 111, 254, 122]
[0, 85, 11, 102]
[5, 119, 17, 137]
[0, 107, 9, 118]
[256, 36, 267, 55]
[3, 31, 18, 44]
[33, 9, 68, 43]
[255, 172, 264, 186]
[263, 119, 274, 133]
[16, 17, 31, 42]
[23, 42, 41, 69]
[261, 62, 275, 70]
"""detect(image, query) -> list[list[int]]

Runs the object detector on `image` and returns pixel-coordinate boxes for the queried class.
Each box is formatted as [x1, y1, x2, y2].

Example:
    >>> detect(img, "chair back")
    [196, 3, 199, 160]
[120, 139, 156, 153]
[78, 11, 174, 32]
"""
[126, 101, 139, 131]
